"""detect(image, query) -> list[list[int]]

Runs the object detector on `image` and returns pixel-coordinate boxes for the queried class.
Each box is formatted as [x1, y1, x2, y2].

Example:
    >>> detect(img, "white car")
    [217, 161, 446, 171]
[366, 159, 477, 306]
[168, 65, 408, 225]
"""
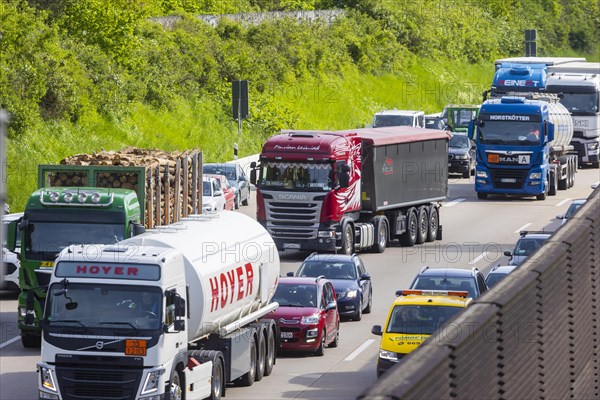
[202, 176, 226, 213]
[2, 212, 23, 291]
[556, 199, 586, 225]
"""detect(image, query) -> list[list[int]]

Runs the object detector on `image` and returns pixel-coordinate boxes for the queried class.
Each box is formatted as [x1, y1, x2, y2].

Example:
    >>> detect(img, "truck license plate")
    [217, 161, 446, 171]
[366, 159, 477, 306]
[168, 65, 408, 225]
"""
[283, 243, 301, 250]
[280, 332, 294, 339]
[125, 339, 147, 356]
[500, 178, 517, 183]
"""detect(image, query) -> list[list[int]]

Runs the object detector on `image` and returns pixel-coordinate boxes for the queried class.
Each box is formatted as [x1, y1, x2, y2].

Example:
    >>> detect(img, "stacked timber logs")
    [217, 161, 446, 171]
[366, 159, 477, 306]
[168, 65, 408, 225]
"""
[45, 147, 204, 228]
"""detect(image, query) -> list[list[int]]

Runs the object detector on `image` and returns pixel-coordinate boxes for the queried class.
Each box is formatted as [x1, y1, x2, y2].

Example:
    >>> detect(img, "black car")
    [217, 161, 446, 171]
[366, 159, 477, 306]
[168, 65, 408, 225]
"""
[409, 266, 488, 299]
[294, 252, 372, 321]
[203, 162, 251, 209]
[448, 133, 475, 178]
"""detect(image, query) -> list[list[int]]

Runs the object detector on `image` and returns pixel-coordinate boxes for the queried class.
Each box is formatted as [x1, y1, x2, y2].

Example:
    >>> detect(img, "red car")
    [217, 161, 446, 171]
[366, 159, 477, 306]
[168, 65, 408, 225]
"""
[206, 173, 235, 211]
[268, 276, 340, 355]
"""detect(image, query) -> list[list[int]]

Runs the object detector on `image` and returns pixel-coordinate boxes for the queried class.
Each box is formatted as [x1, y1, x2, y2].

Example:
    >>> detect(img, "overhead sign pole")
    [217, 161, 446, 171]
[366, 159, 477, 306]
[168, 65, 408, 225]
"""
[0, 109, 8, 288]
[525, 29, 537, 57]
[232, 80, 248, 160]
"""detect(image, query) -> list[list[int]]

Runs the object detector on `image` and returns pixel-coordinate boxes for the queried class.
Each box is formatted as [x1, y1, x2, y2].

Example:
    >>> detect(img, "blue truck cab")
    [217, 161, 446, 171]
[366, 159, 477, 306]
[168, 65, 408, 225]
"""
[469, 96, 575, 200]
[485, 63, 547, 100]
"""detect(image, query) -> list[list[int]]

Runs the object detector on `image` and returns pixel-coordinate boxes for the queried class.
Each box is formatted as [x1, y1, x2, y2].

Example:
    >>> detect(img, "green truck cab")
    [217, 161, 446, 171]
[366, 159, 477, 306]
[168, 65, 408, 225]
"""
[6, 166, 147, 347]
[444, 104, 480, 133]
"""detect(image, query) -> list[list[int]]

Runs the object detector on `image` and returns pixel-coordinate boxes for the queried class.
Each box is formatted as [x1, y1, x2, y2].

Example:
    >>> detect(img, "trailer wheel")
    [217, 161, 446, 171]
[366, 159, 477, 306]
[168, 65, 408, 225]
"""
[238, 335, 256, 386]
[167, 369, 183, 400]
[568, 157, 575, 188]
[426, 207, 439, 243]
[399, 208, 418, 247]
[340, 222, 354, 255]
[264, 324, 276, 377]
[255, 330, 266, 382]
[416, 206, 428, 245]
[371, 216, 388, 253]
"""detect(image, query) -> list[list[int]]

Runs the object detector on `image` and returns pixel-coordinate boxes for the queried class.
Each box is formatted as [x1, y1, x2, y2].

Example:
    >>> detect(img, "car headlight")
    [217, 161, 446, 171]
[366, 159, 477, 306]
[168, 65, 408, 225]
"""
[306, 328, 319, 338]
[529, 172, 542, 179]
[379, 349, 398, 361]
[301, 315, 320, 325]
[454, 154, 468, 160]
[40, 366, 57, 392]
[476, 170, 488, 178]
[344, 289, 358, 299]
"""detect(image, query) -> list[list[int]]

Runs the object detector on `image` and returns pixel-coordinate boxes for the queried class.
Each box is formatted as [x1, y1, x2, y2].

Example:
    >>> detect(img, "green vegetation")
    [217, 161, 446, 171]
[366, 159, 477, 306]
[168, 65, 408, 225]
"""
[1, 0, 598, 210]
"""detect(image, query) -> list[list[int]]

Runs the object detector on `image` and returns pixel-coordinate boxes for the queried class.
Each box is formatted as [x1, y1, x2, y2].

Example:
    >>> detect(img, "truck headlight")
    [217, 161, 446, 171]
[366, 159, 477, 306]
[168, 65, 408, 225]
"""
[39, 391, 59, 399]
[317, 230, 336, 238]
[529, 172, 542, 179]
[588, 142, 599, 150]
[476, 171, 488, 178]
[379, 349, 398, 361]
[301, 315, 319, 325]
[19, 307, 27, 318]
[40, 366, 57, 392]
[141, 370, 163, 395]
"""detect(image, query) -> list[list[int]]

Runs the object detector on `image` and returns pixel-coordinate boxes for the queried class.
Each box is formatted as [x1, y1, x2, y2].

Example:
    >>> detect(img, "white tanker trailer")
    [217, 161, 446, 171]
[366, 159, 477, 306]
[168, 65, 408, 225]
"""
[37, 211, 280, 400]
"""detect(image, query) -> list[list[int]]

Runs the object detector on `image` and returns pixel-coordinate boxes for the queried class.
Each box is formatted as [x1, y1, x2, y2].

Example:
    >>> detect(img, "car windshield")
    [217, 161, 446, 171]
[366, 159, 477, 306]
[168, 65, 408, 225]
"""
[204, 165, 237, 180]
[202, 181, 212, 196]
[258, 161, 333, 191]
[373, 115, 414, 127]
[477, 115, 542, 146]
[514, 238, 546, 256]
[298, 261, 356, 280]
[45, 283, 163, 332]
[386, 305, 463, 334]
[449, 135, 469, 148]
[271, 283, 318, 308]
[412, 276, 477, 298]
[565, 202, 584, 219]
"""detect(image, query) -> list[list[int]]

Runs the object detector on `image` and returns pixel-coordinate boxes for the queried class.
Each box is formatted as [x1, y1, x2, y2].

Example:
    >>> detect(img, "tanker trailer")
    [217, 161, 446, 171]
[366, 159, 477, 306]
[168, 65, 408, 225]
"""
[469, 94, 577, 200]
[37, 211, 280, 400]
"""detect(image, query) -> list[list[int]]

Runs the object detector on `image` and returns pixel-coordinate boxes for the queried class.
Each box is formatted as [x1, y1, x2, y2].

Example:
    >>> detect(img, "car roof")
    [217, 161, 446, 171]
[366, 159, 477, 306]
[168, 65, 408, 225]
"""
[519, 233, 551, 239]
[392, 292, 471, 307]
[489, 265, 518, 274]
[418, 267, 477, 278]
[375, 109, 423, 116]
[570, 199, 586, 205]
[304, 253, 357, 262]
[278, 276, 325, 286]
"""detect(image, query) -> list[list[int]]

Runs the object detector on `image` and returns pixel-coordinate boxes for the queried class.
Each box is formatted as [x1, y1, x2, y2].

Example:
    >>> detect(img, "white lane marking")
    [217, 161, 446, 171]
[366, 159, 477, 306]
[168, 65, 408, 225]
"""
[0, 335, 20, 350]
[514, 223, 532, 233]
[555, 198, 571, 207]
[345, 339, 376, 361]
[469, 252, 488, 265]
[444, 198, 466, 207]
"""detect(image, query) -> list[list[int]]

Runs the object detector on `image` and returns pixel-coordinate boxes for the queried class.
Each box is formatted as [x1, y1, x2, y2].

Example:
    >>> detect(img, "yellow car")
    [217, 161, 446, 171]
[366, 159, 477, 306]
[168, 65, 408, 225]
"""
[371, 289, 471, 377]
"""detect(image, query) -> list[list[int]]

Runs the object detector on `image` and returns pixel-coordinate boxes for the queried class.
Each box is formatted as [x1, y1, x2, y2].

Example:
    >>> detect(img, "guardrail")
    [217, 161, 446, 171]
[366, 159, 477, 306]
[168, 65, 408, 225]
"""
[359, 187, 599, 399]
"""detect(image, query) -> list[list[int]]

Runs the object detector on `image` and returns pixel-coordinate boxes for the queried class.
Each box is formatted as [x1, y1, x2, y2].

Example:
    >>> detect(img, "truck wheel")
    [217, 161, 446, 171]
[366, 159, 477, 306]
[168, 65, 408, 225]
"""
[371, 216, 388, 253]
[426, 207, 439, 243]
[477, 192, 488, 200]
[167, 369, 183, 400]
[21, 333, 41, 348]
[209, 357, 224, 400]
[416, 206, 428, 245]
[340, 223, 354, 255]
[238, 336, 256, 386]
[264, 325, 276, 377]
[558, 174, 567, 190]
[462, 170, 470, 179]
[255, 330, 266, 382]
[399, 208, 418, 247]
[548, 170, 557, 196]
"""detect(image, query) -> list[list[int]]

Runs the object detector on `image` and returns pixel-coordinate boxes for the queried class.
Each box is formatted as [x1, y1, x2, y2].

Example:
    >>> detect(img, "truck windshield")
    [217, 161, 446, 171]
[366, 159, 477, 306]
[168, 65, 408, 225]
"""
[24, 221, 124, 259]
[477, 120, 542, 145]
[373, 115, 414, 128]
[387, 305, 463, 335]
[557, 92, 599, 115]
[258, 161, 333, 191]
[45, 283, 163, 331]
[450, 110, 477, 128]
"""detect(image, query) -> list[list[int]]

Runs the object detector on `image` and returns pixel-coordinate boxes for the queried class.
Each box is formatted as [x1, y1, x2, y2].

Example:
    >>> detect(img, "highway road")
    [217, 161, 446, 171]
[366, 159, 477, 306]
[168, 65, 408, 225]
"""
[1, 169, 598, 400]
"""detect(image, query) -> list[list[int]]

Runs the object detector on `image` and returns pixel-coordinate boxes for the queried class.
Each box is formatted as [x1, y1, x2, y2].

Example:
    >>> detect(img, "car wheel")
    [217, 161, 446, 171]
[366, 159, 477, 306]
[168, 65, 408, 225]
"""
[353, 301, 362, 321]
[234, 194, 240, 210]
[315, 330, 326, 356]
[242, 188, 249, 206]
[364, 288, 372, 314]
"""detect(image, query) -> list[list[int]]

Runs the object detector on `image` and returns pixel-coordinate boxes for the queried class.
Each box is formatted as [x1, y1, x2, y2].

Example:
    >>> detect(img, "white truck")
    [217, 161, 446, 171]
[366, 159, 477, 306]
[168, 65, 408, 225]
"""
[547, 62, 600, 168]
[37, 211, 280, 400]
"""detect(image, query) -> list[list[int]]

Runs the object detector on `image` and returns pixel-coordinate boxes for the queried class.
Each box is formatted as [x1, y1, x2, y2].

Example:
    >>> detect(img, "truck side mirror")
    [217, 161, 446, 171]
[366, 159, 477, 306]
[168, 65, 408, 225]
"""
[175, 296, 186, 317]
[338, 164, 350, 189]
[546, 122, 555, 142]
[249, 162, 257, 185]
[6, 220, 19, 252]
[371, 325, 383, 336]
[130, 221, 145, 237]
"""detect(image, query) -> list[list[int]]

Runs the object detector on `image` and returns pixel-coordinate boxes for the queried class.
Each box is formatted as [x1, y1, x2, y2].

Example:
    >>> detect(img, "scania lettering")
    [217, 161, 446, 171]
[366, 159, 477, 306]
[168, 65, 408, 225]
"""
[250, 127, 450, 254]
[38, 211, 280, 400]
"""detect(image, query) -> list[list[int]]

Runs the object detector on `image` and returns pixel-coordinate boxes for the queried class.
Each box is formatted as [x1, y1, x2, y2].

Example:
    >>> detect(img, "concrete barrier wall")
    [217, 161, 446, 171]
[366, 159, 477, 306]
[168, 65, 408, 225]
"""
[359, 188, 599, 399]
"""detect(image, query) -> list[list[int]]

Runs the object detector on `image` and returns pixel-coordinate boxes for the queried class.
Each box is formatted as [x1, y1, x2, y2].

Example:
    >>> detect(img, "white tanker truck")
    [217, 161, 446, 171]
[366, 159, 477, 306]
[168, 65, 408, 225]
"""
[37, 211, 280, 400]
